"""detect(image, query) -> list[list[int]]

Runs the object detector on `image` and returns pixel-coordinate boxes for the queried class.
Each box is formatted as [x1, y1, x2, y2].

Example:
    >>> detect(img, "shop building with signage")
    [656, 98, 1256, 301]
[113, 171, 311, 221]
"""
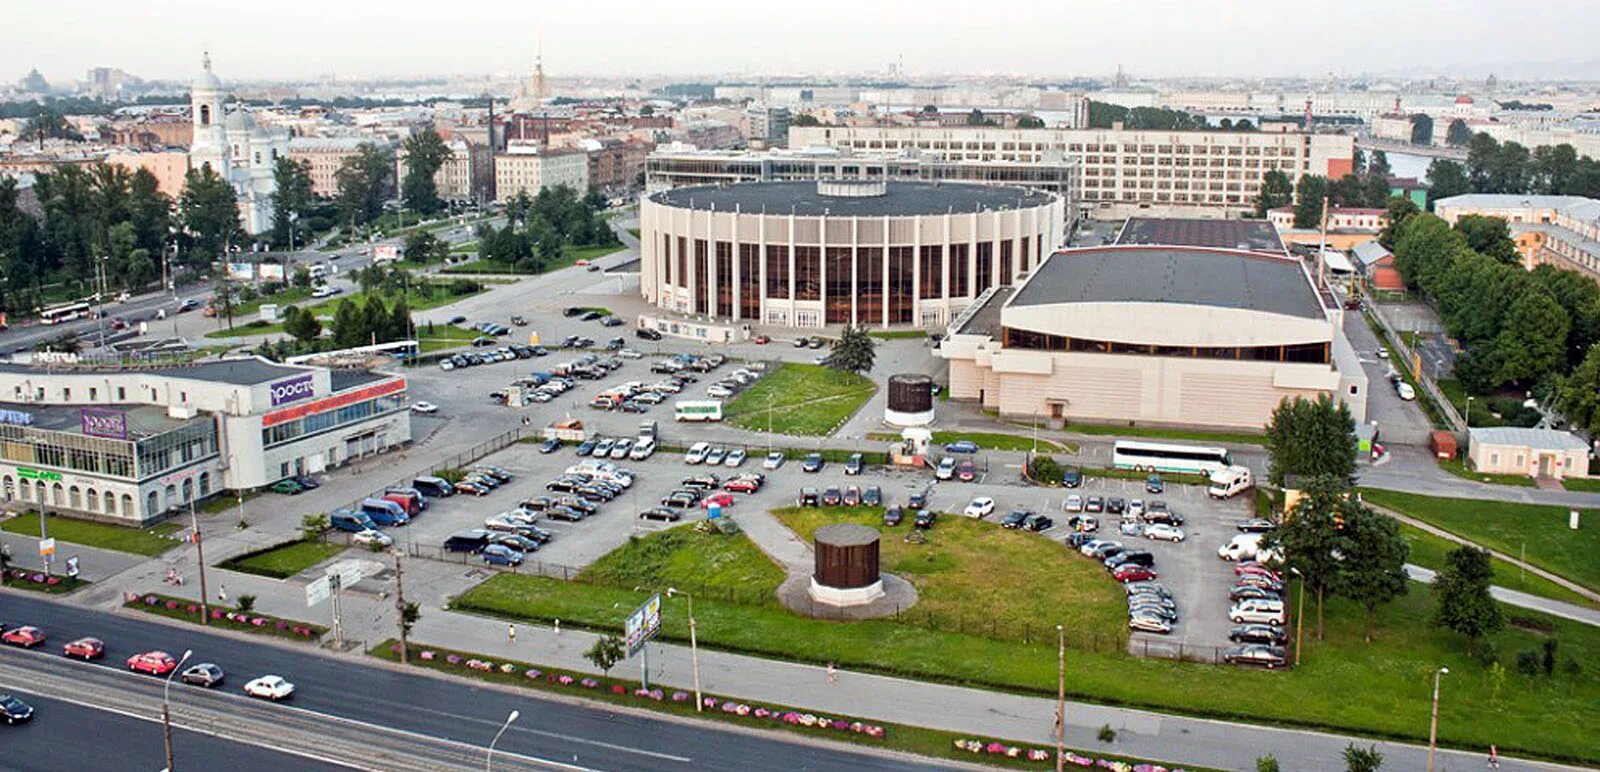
[0, 357, 409, 525]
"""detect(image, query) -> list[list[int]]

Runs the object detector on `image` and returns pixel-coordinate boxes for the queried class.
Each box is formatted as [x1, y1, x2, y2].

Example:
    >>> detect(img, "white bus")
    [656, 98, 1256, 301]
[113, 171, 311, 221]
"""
[674, 400, 723, 422]
[1112, 440, 1232, 476]
[38, 301, 91, 325]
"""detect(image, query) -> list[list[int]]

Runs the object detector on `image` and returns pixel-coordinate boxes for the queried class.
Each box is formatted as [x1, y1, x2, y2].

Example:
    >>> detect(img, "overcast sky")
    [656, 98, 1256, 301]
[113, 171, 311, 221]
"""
[9, 0, 1600, 83]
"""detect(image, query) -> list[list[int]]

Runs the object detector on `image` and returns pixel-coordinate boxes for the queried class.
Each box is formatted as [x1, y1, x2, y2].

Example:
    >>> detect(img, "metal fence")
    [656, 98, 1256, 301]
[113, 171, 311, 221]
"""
[332, 425, 528, 514]
[1365, 305, 1465, 436]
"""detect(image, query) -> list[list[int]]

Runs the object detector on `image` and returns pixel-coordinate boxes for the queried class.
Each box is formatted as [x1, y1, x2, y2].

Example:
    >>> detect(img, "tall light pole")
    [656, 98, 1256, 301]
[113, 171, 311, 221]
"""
[1054, 624, 1065, 772]
[1290, 567, 1305, 667]
[163, 648, 193, 772]
[486, 709, 519, 772]
[1465, 396, 1474, 428]
[667, 587, 702, 711]
[1427, 667, 1448, 772]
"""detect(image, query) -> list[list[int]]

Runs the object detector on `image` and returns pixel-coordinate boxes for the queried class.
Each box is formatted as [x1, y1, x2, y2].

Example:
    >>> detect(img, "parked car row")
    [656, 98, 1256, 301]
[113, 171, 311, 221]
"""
[655, 471, 765, 517]
[1122, 581, 1178, 634]
[933, 456, 978, 482]
[574, 435, 658, 461]
[589, 368, 702, 413]
[797, 483, 883, 509]
[440, 344, 547, 371]
[1067, 536, 1159, 584]
[684, 442, 750, 467]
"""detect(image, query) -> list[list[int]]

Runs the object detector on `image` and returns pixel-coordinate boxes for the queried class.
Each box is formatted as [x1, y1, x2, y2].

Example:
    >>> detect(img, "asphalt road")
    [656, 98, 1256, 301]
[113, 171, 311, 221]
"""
[0, 593, 943, 772]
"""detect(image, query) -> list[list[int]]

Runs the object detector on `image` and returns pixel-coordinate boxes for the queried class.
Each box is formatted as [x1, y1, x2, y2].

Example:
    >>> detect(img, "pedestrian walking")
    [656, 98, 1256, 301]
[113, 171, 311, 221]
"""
[508, 623, 517, 644]
[218, 584, 227, 603]
[554, 619, 561, 635]
[1488, 745, 1500, 769]
[826, 662, 837, 684]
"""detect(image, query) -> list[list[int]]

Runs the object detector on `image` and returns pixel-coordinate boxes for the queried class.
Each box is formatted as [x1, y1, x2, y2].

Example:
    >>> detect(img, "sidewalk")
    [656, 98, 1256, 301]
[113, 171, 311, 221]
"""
[1374, 503, 1600, 604]
[1405, 564, 1600, 627]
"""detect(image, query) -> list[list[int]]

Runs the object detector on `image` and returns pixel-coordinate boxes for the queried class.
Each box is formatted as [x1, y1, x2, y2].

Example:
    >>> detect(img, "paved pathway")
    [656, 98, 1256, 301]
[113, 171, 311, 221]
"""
[1372, 503, 1600, 604]
[1404, 564, 1600, 627]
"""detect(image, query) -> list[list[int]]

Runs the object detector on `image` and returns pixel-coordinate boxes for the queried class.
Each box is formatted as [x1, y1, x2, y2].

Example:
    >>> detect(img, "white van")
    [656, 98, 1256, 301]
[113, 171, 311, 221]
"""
[1229, 599, 1286, 626]
[1217, 533, 1265, 562]
[1207, 466, 1253, 499]
[685, 442, 711, 465]
[629, 438, 657, 460]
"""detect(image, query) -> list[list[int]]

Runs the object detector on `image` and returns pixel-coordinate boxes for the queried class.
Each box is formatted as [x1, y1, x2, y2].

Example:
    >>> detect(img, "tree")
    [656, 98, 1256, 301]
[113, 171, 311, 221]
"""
[638, 104, 654, 117]
[1253, 170, 1294, 217]
[21, 105, 81, 149]
[1494, 289, 1569, 385]
[1452, 215, 1518, 265]
[333, 142, 394, 232]
[1425, 159, 1471, 203]
[1268, 475, 1347, 640]
[1431, 545, 1503, 653]
[1376, 196, 1420, 249]
[1292, 174, 1327, 229]
[283, 305, 323, 343]
[1466, 133, 1499, 191]
[1264, 393, 1357, 487]
[127, 167, 172, 257]
[399, 601, 421, 639]
[1446, 119, 1473, 147]
[1016, 115, 1045, 129]
[269, 157, 315, 249]
[1343, 743, 1384, 772]
[824, 325, 875, 374]
[401, 128, 452, 215]
[790, 113, 820, 127]
[1408, 114, 1433, 146]
[1557, 343, 1600, 435]
[1255, 755, 1281, 772]
[210, 278, 240, 330]
[300, 513, 330, 540]
[178, 165, 240, 268]
[1333, 505, 1409, 641]
[1368, 150, 1391, 177]
[403, 230, 449, 265]
[584, 634, 625, 676]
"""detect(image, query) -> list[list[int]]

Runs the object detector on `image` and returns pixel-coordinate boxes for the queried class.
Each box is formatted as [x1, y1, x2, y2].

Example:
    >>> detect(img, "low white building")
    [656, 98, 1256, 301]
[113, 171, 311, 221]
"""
[0, 357, 410, 524]
[494, 145, 589, 200]
[1467, 427, 1591, 481]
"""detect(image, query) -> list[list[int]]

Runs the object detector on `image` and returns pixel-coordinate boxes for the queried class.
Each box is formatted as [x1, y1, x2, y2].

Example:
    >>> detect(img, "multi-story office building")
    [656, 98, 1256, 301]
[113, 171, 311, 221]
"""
[0, 357, 409, 525]
[288, 137, 385, 198]
[494, 146, 590, 200]
[788, 125, 1354, 219]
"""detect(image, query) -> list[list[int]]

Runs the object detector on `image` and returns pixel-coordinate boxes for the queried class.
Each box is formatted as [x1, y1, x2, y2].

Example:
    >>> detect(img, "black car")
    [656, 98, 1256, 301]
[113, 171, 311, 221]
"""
[908, 490, 928, 509]
[563, 307, 585, 317]
[1023, 514, 1054, 532]
[862, 486, 882, 507]
[913, 509, 937, 529]
[292, 475, 322, 490]
[600, 316, 625, 327]
[1229, 585, 1283, 603]
[493, 533, 542, 553]
[580, 311, 602, 321]
[449, 315, 468, 324]
[1105, 550, 1155, 570]
[1145, 475, 1164, 494]
[636, 328, 663, 341]
[574, 439, 598, 456]
[807, 337, 825, 349]
[180, 662, 225, 688]
[1228, 624, 1288, 645]
[821, 487, 842, 506]
[0, 694, 34, 723]
[883, 506, 903, 526]
[555, 497, 598, 515]
[682, 475, 721, 491]
[662, 491, 699, 508]
[545, 506, 586, 522]
[1222, 644, 1288, 669]
[1062, 467, 1083, 488]
[798, 487, 820, 506]
[1106, 497, 1126, 515]
[539, 437, 562, 453]
[1143, 506, 1184, 526]
[1065, 531, 1096, 548]
[640, 507, 682, 522]
[1000, 510, 1030, 529]
[1236, 518, 1277, 533]
[606, 337, 625, 350]
[844, 453, 864, 475]
[801, 453, 824, 473]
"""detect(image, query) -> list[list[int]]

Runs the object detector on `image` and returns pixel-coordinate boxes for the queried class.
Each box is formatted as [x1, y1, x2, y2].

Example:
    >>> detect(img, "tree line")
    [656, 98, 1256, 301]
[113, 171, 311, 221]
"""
[1425, 131, 1600, 202]
[1253, 149, 1394, 225]
[472, 185, 618, 272]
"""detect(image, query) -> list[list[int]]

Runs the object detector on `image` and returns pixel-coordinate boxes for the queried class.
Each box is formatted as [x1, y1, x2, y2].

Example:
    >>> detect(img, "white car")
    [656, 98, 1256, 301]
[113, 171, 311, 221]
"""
[351, 529, 393, 548]
[485, 514, 532, 532]
[439, 360, 455, 371]
[310, 285, 340, 299]
[1144, 523, 1186, 542]
[1128, 499, 1146, 519]
[244, 675, 295, 700]
[685, 442, 710, 464]
[411, 401, 439, 414]
[963, 497, 996, 519]
[704, 446, 728, 465]
[651, 381, 683, 394]
[724, 449, 747, 467]
[1063, 494, 1084, 513]
[707, 385, 734, 399]
[762, 451, 785, 470]
[935, 456, 956, 480]
[1396, 381, 1416, 401]
[609, 440, 633, 459]
[618, 348, 644, 359]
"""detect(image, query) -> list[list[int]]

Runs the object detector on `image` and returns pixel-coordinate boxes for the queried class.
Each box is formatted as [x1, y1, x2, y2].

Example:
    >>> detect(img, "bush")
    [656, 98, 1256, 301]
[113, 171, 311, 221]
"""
[1475, 640, 1500, 668]
[1542, 639, 1558, 676]
[1515, 649, 1542, 676]
[1096, 724, 1116, 743]
[1257, 755, 1282, 772]
[1029, 455, 1064, 485]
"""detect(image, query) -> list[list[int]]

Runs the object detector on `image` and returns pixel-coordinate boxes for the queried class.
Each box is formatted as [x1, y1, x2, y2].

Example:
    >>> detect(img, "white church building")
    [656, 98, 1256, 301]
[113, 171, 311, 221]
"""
[188, 53, 287, 235]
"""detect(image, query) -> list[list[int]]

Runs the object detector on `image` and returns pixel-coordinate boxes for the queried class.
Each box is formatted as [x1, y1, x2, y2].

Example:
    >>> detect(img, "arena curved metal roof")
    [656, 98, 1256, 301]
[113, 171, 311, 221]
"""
[1011, 246, 1324, 320]
[649, 180, 1054, 217]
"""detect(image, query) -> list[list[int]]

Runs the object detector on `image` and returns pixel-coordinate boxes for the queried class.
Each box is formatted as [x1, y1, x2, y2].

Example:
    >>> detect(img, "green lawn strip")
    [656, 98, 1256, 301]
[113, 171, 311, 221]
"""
[927, 430, 1070, 453]
[627, 227, 641, 239]
[1561, 477, 1600, 493]
[2, 513, 179, 556]
[1061, 423, 1266, 447]
[449, 241, 479, 254]
[1395, 522, 1596, 609]
[724, 363, 876, 436]
[303, 283, 487, 316]
[125, 591, 326, 641]
[204, 320, 288, 339]
[439, 259, 523, 274]
[232, 286, 313, 318]
[370, 640, 1215, 772]
[197, 490, 259, 516]
[581, 524, 786, 591]
[440, 243, 624, 275]
[1, 573, 90, 594]
[1361, 489, 1600, 592]
[1436, 379, 1511, 428]
[1434, 457, 1537, 487]
[454, 573, 1600, 764]
[867, 330, 930, 340]
[415, 323, 481, 353]
[215, 540, 344, 579]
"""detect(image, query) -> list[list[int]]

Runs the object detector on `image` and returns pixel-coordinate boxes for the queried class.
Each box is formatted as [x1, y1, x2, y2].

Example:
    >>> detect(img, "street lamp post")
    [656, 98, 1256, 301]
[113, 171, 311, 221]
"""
[1054, 624, 1065, 772]
[163, 648, 193, 772]
[1290, 567, 1305, 667]
[1465, 396, 1474, 427]
[1427, 667, 1448, 772]
[667, 587, 702, 711]
[486, 709, 519, 772]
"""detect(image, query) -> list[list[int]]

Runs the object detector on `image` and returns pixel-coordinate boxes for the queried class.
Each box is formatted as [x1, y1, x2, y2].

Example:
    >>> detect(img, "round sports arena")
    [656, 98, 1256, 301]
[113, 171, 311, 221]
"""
[638, 179, 1064, 329]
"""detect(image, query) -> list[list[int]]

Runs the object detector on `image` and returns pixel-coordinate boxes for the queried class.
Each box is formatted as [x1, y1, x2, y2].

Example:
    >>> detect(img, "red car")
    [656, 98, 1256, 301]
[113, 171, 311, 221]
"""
[1, 626, 45, 648]
[1112, 565, 1157, 583]
[700, 492, 735, 509]
[955, 460, 977, 482]
[723, 478, 760, 493]
[752, 335, 771, 344]
[127, 650, 179, 676]
[63, 637, 105, 660]
[1236, 563, 1282, 581]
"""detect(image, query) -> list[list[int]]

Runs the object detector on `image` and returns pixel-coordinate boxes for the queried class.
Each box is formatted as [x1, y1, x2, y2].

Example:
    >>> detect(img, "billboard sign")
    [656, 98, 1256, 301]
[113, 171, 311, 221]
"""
[258, 263, 286, 282]
[624, 594, 663, 656]
[80, 408, 129, 439]
[0, 409, 34, 427]
[268, 374, 316, 406]
[227, 262, 254, 280]
[262, 377, 404, 428]
[305, 575, 332, 606]
[373, 245, 400, 263]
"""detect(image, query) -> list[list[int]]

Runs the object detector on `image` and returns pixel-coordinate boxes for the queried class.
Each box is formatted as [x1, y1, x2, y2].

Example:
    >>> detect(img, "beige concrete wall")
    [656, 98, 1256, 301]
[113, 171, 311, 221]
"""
[1468, 442, 1590, 479]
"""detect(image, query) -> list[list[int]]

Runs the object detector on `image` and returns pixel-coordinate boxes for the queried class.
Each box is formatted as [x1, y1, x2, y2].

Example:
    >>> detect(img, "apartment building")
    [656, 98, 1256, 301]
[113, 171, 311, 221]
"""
[788, 125, 1354, 218]
[494, 146, 589, 200]
[1434, 194, 1600, 283]
[395, 138, 491, 203]
[287, 137, 385, 198]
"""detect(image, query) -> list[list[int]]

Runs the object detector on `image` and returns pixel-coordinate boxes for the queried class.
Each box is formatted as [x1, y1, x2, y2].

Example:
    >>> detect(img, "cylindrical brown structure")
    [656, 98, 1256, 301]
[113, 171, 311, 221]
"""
[813, 524, 881, 589]
[885, 373, 935, 427]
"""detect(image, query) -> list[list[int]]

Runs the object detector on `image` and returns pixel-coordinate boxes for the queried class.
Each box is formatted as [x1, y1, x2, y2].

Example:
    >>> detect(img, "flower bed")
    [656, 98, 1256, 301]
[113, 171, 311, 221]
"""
[122, 592, 327, 642]
[372, 640, 1218, 772]
[2, 568, 89, 595]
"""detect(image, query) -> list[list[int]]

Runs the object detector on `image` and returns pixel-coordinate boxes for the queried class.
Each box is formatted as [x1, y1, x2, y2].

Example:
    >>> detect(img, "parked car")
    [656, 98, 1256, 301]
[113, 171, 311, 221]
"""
[411, 401, 439, 414]
[935, 456, 956, 480]
[802, 453, 824, 473]
[1111, 565, 1157, 583]
[883, 506, 903, 526]
[1024, 513, 1054, 532]
[1000, 510, 1031, 529]
[1128, 614, 1172, 634]
[1064, 494, 1084, 513]
[1228, 624, 1288, 645]
[127, 651, 179, 676]
[244, 675, 295, 700]
[351, 529, 394, 549]
[1067, 515, 1099, 533]
[1106, 497, 1126, 515]
[1143, 523, 1186, 542]
[763, 451, 785, 470]
[913, 509, 937, 529]
[944, 439, 979, 454]
[963, 496, 996, 518]
[1223, 644, 1288, 669]
[821, 487, 843, 506]
[700, 492, 735, 509]
[955, 460, 977, 482]
[1062, 467, 1082, 488]
[798, 487, 821, 507]
[1145, 475, 1164, 494]
[1229, 600, 1287, 626]
[724, 448, 747, 468]
[482, 544, 525, 566]
[841, 486, 861, 506]
[1229, 585, 1283, 603]
[269, 479, 304, 495]
[639, 507, 683, 522]
[181, 663, 226, 688]
[539, 437, 563, 454]
[844, 453, 864, 475]
[1085, 496, 1105, 513]
[862, 486, 882, 507]
[1236, 518, 1277, 533]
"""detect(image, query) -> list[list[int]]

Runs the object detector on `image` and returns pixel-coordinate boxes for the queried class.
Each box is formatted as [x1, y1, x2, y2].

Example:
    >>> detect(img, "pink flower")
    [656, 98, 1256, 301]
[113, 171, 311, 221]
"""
[211, 609, 223, 619]
[165, 600, 180, 610]
[611, 684, 627, 694]
[420, 651, 436, 660]
[557, 675, 574, 685]
[703, 697, 718, 709]
[186, 605, 199, 614]
[525, 668, 541, 679]
[581, 678, 598, 688]
[671, 691, 690, 702]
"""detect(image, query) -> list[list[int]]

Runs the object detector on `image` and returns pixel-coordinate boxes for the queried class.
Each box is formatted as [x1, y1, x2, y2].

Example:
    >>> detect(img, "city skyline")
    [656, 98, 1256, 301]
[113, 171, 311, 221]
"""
[9, 0, 1600, 84]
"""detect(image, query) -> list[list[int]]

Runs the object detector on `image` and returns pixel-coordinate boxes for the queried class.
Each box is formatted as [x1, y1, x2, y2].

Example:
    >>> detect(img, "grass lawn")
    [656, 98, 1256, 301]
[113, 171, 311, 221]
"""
[1560, 477, 1600, 493]
[216, 540, 344, 579]
[126, 592, 326, 641]
[867, 330, 930, 340]
[724, 363, 875, 436]
[233, 286, 313, 318]
[1395, 521, 1596, 609]
[1437, 378, 1510, 428]
[581, 525, 786, 592]
[1435, 456, 1536, 487]
[204, 319, 288, 339]
[304, 282, 486, 317]
[449, 240, 479, 254]
[1061, 422, 1265, 447]
[440, 243, 625, 275]
[416, 323, 481, 353]
[1362, 489, 1600, 592]
[928, 430, 1073, 453]
[440, 259, 524, 274]
[2, 513, 180, 556]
